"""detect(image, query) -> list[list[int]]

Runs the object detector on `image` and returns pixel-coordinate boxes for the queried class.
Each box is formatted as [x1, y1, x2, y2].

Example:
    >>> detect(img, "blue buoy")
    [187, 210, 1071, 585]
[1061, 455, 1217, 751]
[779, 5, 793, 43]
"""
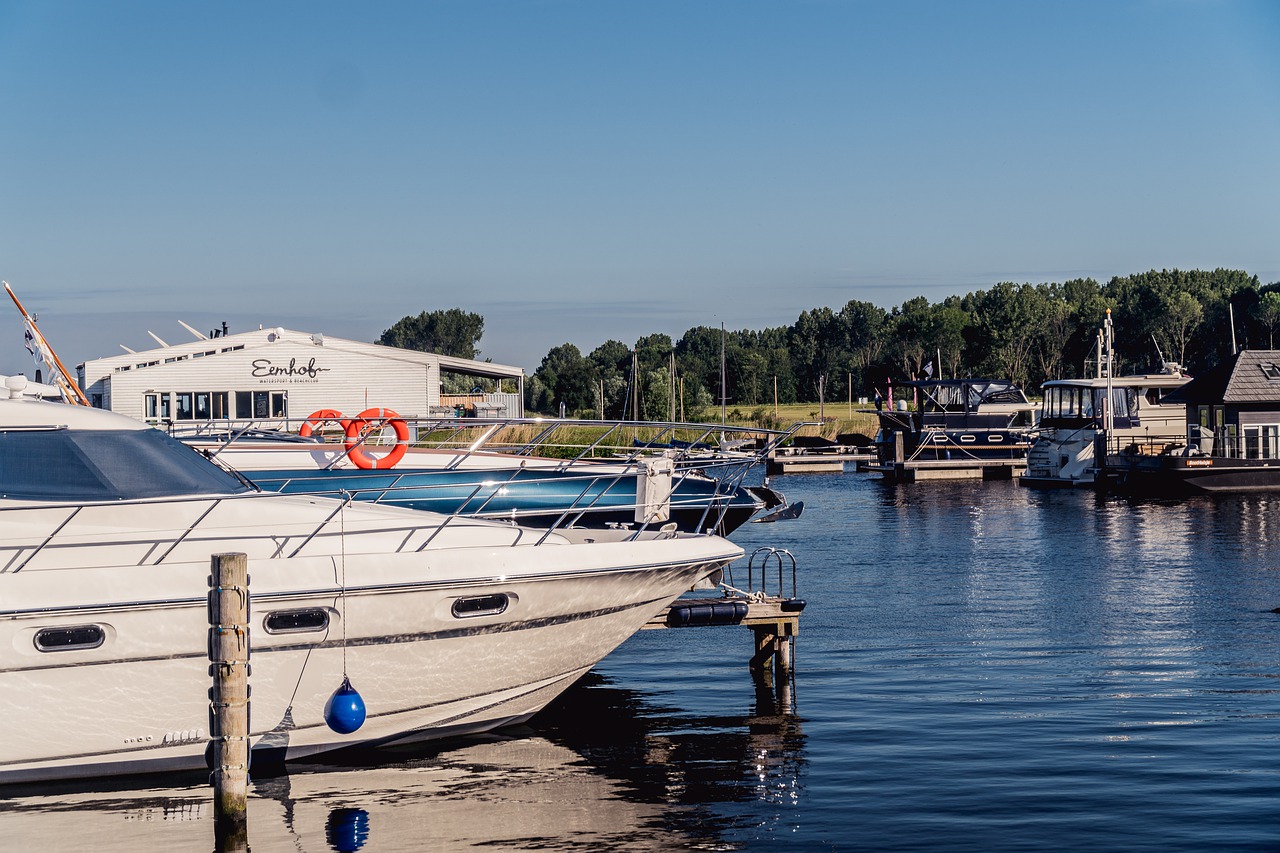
[325, 807, 370, 852]
[324, 676, 366, 734]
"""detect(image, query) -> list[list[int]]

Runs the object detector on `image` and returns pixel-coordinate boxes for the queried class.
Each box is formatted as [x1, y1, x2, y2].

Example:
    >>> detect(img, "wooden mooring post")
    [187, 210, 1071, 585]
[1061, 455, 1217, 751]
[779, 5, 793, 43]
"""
[209, 552, 250, 841]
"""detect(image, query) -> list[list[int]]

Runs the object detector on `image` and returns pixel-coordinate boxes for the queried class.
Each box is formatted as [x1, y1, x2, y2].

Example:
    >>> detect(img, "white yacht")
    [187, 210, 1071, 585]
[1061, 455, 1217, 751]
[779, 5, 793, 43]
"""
[0, 384, 742, 784]
[1020, 367, 1189, 488]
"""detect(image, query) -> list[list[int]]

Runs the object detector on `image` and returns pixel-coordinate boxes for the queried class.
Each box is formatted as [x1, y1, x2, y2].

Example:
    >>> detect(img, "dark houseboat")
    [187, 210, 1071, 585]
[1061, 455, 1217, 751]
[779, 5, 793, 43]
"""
[1108, 349, 1280, 495]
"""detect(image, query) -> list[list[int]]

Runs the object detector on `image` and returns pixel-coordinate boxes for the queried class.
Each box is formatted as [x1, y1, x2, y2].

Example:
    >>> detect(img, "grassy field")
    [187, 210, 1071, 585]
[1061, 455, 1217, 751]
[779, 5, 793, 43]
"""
[712, 401, 880, 442]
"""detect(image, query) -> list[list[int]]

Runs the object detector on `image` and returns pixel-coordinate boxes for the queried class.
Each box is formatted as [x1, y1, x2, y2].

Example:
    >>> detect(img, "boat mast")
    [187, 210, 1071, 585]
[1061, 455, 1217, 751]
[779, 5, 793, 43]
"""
[1104, 310, 1115, 436]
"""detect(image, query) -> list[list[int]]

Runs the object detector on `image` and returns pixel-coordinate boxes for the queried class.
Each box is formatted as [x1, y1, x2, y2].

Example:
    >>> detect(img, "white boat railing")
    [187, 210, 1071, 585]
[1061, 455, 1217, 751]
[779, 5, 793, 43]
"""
[240, 450, 759, 545]
[167, 416, 807, 473]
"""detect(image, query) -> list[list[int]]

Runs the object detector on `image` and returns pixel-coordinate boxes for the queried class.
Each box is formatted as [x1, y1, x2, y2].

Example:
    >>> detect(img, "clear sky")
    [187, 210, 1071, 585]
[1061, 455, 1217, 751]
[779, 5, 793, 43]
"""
[1, 0, 1277, 376]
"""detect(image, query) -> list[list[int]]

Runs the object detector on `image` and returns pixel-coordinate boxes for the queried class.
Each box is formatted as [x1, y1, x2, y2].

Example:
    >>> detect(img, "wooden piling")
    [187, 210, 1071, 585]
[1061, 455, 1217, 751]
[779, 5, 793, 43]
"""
[209, 552, 250, 829]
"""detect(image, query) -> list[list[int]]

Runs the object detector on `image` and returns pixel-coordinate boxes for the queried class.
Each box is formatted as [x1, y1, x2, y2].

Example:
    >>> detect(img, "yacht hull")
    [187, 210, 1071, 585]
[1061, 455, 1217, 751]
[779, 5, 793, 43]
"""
[0, 536, 738, 784]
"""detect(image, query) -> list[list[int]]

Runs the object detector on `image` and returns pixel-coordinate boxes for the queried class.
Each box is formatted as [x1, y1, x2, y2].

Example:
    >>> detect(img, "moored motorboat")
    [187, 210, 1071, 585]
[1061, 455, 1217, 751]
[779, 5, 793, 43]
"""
[1020, 368, 1188, 488]
[180, 414, 793, 535]
[870, 379, 1037, 477]
[0, 383, 743, 784]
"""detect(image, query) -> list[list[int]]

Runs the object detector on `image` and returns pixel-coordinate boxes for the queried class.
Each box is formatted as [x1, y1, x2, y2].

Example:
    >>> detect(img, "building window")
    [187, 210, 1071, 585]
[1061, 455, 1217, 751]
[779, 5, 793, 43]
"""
[234, 390, 287, 419]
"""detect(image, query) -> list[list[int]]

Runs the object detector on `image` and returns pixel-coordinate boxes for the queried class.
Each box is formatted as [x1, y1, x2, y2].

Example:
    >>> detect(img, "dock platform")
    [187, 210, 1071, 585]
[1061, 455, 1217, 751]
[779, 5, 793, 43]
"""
[644, 547, 804, 688]
[865, 458, 1027, 482]
[765, 447, 872, 475]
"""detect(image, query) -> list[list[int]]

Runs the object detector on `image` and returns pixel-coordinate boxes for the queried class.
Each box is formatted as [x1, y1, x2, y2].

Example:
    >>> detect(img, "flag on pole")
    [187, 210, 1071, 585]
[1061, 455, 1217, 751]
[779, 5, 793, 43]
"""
[23, 321, 37, 360]
[923, 360, 934, 378]
[24, 318, 52, 366]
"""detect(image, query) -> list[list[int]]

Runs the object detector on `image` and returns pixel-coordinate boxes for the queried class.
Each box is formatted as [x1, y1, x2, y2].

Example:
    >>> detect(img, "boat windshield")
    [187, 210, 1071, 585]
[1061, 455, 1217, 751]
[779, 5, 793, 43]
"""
[1041, 386, 1139, 423]
[0, 428, 252, 501]
[921, 381, 1028, 413]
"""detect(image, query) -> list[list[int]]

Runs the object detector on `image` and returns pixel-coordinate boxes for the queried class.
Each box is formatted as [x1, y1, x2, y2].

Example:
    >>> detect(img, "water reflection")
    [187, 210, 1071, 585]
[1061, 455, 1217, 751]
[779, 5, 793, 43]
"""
[0, 671, 805, 852]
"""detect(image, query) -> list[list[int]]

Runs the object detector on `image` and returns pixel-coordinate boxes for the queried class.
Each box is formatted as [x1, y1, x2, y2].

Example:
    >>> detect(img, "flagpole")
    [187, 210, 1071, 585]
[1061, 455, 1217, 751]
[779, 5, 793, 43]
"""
[4, 282, 90, 406]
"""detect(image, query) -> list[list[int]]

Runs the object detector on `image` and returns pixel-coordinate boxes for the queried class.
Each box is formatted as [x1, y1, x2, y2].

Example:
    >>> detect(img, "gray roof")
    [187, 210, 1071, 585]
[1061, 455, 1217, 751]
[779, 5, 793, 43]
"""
[1165, 350, 1280, 405]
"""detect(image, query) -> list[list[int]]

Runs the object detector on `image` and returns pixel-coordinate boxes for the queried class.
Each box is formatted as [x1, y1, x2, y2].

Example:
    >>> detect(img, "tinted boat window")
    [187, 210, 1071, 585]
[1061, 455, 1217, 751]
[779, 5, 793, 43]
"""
[0, 428, 251, 501]
[35, 625, 105, 651]
[452, 594, 509, 618]
[264, 609, 330, 634]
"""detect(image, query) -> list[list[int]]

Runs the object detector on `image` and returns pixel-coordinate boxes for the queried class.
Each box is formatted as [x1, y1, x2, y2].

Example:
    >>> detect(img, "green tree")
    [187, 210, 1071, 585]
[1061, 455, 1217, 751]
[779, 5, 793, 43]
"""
[1255, 292, 1280, 349]
[529, 343, 595, 416]
[379, 309, 485, 359]
[1158, 291, 1203, 367]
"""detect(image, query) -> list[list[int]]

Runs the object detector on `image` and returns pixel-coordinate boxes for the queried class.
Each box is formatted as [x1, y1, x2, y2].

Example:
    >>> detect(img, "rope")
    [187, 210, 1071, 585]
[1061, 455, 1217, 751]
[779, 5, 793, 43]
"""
[339, 490, 348, 677]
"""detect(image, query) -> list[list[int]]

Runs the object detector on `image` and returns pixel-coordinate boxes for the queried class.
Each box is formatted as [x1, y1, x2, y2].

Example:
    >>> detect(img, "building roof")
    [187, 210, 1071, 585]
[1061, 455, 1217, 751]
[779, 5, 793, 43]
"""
[1163, 349, 1280, 405]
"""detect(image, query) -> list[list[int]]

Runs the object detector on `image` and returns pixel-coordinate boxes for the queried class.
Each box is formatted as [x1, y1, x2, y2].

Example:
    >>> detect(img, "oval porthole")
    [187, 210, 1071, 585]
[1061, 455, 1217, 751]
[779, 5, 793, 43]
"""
[34, 624, 105, 652]
[960, 434, 976, 443]
[931, 434, 948, 443]
[451, 594, 510, 619]
[264, 608, 330, 634]
[989, 434, 1004, 443]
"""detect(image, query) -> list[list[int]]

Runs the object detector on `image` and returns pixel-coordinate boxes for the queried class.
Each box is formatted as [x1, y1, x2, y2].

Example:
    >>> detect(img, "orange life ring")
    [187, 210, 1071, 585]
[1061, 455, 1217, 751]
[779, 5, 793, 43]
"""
[344, 407, 410, 469]
[299, 408, 348, 439]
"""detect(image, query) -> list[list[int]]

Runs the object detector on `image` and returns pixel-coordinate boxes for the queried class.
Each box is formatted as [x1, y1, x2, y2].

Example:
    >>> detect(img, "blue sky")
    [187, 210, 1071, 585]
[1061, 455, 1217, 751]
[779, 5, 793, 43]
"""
[1, 0, 1277, 375]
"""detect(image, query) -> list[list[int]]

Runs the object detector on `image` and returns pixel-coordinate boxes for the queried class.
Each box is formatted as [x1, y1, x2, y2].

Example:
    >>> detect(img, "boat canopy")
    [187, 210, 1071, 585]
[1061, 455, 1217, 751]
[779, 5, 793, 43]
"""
[913, 380, 1029, 413]
[0, 427, 251, 501]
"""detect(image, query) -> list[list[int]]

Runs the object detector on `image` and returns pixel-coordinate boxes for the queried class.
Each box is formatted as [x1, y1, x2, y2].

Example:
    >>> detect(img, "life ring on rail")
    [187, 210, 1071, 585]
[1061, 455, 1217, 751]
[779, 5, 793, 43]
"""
[299, 408, 349, 439]
[344, 407, 410, 469]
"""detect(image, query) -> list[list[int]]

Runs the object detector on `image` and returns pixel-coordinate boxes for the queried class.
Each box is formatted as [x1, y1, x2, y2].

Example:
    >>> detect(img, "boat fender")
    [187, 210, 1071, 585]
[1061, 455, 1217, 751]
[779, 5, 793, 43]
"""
[344, 407, 410, 469]
[324, 676, 367, 734]
[299, 408, 348, 439]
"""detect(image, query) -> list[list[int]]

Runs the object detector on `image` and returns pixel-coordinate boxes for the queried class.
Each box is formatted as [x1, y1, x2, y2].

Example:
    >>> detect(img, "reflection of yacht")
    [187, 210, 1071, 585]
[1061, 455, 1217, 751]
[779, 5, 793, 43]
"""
[1020, 368, 1188, 488]
[0, 670, 806, 851]
[0, 390, 741, 784]
[873, 379, 1037, 465]
[0, 736, 682, 851]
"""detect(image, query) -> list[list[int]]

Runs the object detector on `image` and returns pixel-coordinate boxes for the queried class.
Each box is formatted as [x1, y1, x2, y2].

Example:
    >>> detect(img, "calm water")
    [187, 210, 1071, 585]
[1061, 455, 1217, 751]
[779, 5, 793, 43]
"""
[4, 474, 1280, 851]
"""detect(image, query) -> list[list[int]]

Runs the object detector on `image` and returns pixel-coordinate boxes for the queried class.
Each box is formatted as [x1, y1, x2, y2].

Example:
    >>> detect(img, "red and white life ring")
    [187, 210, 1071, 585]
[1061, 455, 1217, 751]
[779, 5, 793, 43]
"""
[343, 407, 410, 469]
[299, 408, 348, 439]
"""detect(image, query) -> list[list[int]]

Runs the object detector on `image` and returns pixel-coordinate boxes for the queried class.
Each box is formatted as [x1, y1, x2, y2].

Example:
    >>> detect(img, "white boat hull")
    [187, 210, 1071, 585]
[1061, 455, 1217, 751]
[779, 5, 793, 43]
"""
[0, 529, 738, 784]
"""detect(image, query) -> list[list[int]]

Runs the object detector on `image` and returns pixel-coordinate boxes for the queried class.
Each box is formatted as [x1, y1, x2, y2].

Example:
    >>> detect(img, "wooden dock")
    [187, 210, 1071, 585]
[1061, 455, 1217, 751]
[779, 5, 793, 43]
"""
[765, 447, 873, 475]
[864, 458, 1027, 482]
[645, 547, 804, 690]
[643, 593, 804, 685]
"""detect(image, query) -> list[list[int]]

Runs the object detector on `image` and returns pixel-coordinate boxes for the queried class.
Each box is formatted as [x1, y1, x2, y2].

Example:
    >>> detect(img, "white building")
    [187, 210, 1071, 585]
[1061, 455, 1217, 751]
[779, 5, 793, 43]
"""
[77, 325, 524, 425]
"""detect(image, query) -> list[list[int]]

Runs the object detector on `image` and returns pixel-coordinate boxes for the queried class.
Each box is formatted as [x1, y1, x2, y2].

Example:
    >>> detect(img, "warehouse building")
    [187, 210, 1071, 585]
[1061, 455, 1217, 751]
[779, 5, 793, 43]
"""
[77, 325, 524, 425]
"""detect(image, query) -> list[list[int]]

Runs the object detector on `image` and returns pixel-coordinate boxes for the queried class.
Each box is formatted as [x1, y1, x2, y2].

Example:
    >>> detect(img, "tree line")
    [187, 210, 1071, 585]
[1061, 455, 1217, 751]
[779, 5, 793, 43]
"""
[382, 269, 1279, 419]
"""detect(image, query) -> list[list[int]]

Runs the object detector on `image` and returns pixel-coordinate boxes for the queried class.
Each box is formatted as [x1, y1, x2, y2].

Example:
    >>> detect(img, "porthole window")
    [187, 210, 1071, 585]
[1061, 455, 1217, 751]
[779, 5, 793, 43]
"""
[34, 625, 105, 652]
[960, 434, 976, 443]
[264, 608, 330, 634]
[451, 594, 509, 619]
[989, 435, 1004, 443]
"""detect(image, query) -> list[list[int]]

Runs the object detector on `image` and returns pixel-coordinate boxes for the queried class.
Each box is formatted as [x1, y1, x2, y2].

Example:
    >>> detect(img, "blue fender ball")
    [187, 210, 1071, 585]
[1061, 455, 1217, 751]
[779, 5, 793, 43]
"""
[326, 807, 370, 852]
[324, 677, 367, 734]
